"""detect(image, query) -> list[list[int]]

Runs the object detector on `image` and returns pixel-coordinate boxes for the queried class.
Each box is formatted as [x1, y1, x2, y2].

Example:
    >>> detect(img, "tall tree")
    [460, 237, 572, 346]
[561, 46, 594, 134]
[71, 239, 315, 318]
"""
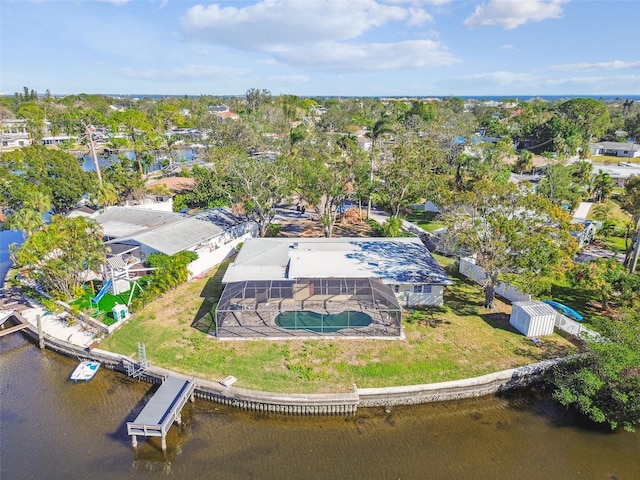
[591, 169, 615, 203]
[110, 110, 155, 175]
[441, 181, 577, 308]
[551, 308, 640, 432]
[620, 175, 640, 272]
[14, 216, 107, 300]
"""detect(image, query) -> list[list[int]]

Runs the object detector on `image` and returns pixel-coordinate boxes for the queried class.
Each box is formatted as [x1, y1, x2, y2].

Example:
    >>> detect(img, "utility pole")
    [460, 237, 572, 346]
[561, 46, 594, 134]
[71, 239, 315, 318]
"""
[630, 215, 640, 273]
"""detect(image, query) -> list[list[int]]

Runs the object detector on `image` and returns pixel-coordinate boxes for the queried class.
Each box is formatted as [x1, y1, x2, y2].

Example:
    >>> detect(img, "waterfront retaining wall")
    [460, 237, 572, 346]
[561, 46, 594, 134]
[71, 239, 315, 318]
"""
[15, 322, 564, 416]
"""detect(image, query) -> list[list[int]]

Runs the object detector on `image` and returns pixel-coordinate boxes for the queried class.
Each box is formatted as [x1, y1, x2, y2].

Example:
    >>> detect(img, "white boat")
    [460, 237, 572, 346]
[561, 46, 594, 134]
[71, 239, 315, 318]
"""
[70, 361, 100, 381]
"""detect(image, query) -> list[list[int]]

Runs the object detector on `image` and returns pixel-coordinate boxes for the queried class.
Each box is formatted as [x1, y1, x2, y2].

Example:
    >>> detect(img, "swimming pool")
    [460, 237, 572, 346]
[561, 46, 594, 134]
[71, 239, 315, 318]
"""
[274, 310, 372, 333]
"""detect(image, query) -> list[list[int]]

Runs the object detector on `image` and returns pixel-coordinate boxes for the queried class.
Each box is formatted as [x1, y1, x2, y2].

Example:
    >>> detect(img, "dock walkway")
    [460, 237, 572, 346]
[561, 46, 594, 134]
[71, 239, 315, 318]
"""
[127, 376, 195, 451]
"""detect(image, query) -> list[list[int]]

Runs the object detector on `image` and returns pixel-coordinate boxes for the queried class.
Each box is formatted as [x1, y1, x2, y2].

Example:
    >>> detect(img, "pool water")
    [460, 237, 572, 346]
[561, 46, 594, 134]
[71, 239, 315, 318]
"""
[275, 310, 372, 333]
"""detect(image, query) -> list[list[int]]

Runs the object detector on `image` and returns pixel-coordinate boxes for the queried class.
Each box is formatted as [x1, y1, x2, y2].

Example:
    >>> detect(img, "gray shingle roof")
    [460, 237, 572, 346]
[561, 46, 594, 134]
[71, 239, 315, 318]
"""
[223, 237, 452, 285]
[98, 206, 251, 256]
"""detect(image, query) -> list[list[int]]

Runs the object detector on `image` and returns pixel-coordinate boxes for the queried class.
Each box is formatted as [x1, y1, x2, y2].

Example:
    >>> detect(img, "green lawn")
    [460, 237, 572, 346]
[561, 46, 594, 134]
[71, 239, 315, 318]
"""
[404, 211, 445, 232]
[71, 280, 146, 325]
[99, 257, 577, 393]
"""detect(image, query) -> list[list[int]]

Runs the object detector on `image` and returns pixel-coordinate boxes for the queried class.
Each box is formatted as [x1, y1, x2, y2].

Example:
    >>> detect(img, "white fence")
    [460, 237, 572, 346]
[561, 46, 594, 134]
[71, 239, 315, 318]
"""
[459, 257, 601, 339]
[554, 314, 600, 340]
[458, 257, 531, 303]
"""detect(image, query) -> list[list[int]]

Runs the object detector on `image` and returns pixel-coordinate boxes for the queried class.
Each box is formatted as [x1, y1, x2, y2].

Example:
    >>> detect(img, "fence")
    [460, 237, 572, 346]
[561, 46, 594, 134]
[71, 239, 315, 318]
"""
[458, 257, 531, 303]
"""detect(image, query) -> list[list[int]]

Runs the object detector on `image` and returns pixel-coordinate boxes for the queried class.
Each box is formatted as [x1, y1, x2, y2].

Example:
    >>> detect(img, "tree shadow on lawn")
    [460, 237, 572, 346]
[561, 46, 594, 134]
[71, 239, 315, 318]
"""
[444, 272, 486, 318]
[548, 283, 594, 317]
[191, 266, 227, 334]
[479, 312, 519, 334]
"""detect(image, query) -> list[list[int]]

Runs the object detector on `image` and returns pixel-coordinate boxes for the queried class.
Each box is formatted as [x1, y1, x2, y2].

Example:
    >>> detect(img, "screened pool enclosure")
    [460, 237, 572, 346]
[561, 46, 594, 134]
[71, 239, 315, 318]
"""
[215, 278, 402, 338]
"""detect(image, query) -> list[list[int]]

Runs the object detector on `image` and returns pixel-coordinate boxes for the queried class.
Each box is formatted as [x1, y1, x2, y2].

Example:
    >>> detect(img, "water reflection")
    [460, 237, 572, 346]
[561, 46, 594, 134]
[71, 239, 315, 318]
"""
[1, 333, 639, 480]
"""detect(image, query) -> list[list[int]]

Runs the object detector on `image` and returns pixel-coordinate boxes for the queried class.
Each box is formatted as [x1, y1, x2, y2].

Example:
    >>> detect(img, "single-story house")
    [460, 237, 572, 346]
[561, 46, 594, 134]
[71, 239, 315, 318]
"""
[590, 162, 640, 187]
[215, 237, 452, 338]
[590, 141, 640, 158]
[95, 206, 259, 278]
[208, 105, 240, 120]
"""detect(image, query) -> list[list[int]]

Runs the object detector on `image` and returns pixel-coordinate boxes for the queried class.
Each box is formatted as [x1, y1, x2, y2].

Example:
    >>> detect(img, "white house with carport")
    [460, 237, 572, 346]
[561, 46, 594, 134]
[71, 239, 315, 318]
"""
[95, 206, 259, 280]
[215, 237, 453, 338]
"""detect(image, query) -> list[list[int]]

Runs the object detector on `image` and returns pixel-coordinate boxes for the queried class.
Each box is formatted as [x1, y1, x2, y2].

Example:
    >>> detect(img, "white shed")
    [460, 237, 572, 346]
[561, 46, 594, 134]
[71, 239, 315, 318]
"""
[510, 301, 557, 337]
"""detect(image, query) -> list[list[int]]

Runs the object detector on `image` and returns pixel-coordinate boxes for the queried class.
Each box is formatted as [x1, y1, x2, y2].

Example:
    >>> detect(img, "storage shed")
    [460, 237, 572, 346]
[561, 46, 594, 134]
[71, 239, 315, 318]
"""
[509, 301, 558, 337]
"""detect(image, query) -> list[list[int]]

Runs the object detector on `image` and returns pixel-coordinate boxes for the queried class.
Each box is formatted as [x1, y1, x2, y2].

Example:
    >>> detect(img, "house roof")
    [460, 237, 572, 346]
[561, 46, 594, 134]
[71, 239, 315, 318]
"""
[97, 206, 252, 256]
[222, 237, 453, 285]
[591, 141, 639, 152]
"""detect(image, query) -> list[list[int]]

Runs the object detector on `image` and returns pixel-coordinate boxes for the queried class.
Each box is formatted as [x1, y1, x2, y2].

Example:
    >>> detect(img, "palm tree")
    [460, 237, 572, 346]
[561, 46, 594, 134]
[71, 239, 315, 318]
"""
[367, 117, 394, 217]
[592, 170, 614, 203]
[4, 208, 45, 238]
[82, 122, 103, 186]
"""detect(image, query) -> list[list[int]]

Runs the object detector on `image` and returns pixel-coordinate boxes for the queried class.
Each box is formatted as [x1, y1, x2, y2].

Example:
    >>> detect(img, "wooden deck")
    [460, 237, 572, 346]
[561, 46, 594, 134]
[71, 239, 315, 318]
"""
[127, 376, 195, 451]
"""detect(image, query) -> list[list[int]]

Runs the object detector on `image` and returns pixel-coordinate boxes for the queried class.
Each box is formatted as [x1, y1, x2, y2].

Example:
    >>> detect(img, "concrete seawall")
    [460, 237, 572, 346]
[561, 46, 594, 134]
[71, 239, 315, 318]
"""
[16, 321, 563, 416]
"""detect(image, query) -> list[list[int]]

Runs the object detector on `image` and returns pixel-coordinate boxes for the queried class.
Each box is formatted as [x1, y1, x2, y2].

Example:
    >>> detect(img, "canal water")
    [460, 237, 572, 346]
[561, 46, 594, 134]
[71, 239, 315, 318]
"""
[1, 332, 639, 480]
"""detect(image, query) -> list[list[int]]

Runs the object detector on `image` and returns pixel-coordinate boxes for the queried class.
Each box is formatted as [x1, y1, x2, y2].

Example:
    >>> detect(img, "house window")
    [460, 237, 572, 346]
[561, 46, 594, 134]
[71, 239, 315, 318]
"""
[394, 285, 400, 293]
[413, 285, 432, 294]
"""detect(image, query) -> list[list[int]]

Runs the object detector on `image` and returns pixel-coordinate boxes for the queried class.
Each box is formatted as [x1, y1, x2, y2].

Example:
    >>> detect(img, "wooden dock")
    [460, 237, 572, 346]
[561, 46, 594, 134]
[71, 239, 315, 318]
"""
[127, 376, 196, 452]
[0, 312, 30, 338]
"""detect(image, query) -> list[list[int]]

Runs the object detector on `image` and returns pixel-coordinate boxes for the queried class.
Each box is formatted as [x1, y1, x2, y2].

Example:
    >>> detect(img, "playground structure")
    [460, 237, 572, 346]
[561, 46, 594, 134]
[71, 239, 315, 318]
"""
[90, 280, 113, 309]
[89, 246, 156, 313]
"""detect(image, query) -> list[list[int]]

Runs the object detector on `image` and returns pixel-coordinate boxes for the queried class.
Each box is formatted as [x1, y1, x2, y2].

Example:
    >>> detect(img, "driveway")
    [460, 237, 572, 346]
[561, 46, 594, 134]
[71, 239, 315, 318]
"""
[575, 244, 625, 263]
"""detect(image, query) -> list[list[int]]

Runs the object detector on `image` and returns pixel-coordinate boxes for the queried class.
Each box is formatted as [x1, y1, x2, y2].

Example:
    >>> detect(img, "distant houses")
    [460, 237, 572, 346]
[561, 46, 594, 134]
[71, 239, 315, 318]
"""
[208, 104, 240, 120]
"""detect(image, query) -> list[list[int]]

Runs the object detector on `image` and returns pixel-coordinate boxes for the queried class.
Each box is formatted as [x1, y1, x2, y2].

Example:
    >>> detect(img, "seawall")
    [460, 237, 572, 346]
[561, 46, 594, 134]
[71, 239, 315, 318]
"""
[15, 319, 564, 416]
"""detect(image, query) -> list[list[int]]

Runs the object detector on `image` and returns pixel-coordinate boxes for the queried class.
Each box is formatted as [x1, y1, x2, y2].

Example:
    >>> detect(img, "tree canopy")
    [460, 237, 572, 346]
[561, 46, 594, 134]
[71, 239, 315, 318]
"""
[440, 181, 578, 307]
[552, 308, 640, 432]
[14, 216, 107, 300]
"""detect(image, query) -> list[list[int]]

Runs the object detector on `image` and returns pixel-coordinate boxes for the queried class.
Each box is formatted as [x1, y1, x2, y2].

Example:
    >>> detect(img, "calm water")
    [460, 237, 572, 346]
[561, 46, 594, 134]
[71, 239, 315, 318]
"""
[1, 333, 639, 480]
[79, 148, 195, 173]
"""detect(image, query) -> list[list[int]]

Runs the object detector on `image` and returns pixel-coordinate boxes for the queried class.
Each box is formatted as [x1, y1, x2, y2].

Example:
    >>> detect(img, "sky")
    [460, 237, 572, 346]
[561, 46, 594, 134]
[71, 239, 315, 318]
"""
[1, 0, 639, 97]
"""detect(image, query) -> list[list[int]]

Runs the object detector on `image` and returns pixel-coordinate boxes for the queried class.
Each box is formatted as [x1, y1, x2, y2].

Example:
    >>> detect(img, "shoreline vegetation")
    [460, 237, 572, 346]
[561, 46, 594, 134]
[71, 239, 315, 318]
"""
[100, 255, 577, 394]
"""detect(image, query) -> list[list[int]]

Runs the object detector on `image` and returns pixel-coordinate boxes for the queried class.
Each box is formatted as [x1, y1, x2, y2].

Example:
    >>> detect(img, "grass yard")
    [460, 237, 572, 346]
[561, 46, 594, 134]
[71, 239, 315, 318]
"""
[404, 211, 445, 232]
[100, 256, 577, 394]
[71, 280, 146, 325]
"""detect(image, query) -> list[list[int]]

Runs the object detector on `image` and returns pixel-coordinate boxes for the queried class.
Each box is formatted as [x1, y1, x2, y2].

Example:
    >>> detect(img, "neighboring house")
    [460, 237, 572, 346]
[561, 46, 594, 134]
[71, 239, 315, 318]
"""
[570, 219, 599, 249]
[357, 134, 372, 151]
[42, 135, 74, 146]
[1, 118, 31, 148]
[590, 141, 640, 158]
[66, 205, 100, 219]
[95, 206, 258, 278]
[590, 162, 640, 187]
[208, 105, 240, 120]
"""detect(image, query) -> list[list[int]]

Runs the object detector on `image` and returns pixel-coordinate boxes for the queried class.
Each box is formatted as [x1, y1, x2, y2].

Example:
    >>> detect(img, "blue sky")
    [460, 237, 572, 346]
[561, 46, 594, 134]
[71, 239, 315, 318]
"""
[1, 0, 639, 97]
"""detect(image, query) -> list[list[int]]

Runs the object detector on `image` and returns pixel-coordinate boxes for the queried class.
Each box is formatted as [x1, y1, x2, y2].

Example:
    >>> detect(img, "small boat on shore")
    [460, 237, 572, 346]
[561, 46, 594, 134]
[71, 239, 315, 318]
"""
[542, 300, 584, 322]
[70, 361, 100, 381]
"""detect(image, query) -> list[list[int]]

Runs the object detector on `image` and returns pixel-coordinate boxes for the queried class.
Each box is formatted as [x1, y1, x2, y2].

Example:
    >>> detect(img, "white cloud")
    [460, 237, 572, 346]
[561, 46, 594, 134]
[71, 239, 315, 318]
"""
[407, 7, 433, 26]
[268, 74, 310, 83]
[273, 39, 459, 71]
[387, 0, 452, 5]
[449, 70, 540, 86]
[259, 58, 280, 65]
[546, 74, 640, 90]
[464, 0, 567, 30]
[117, 64, 251, 80]
[181, 0, 407, 47]
[548, 60, 640, 71]
[96, 0, 131, 5]
[180, 0, 455, 72]
[500, 44, 515, 50]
